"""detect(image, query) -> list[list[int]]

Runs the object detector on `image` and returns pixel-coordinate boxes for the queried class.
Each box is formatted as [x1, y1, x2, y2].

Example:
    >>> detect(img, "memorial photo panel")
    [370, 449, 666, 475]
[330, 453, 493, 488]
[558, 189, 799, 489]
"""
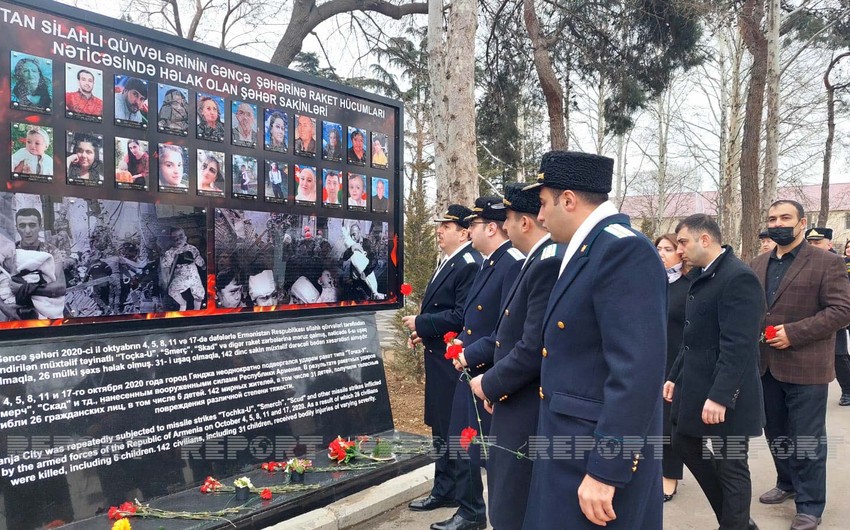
[65, 63, 104, 122]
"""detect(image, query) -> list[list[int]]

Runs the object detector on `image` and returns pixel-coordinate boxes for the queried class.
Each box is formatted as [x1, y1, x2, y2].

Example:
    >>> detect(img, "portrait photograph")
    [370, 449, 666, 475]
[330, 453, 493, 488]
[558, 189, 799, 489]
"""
[322, 121, 343, 162]
[231, 101, 258, 148]
[371, 132, 389, 169]
[11, 122, 54, 182]
[294, 165, 317, 206]
[10, 51, 52, 114]
[294, 115, 317, 157]
[264, 108, 288, 153]
[265, 160, 288, 204]
[347, 126, 368, 166]
[157, 84, 190, 136]
[196, 93, 225, 142]
[115, 137, 149, 191]
[158, 144, 189, 193]
[322, 169, 342, 209]
[371, 177, 389, 213]
[0, 195, 65, 322]
[346, 173, 368, 211]
[66, 132, 105, 187]
[65, 63, 103, 122]
[232, 155, 258, 200]
[197, 150, 226, 198]
[114, 75, 149, 129]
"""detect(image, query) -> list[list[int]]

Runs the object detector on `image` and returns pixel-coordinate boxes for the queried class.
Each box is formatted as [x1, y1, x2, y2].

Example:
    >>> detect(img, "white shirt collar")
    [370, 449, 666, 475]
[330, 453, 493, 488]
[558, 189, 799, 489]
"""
[482, 239, 511, 261]
[442, 241, 473, 264]
[559, 201, 620, 277]
[522, 234, 551, 270]
[702, 247, 726, 273]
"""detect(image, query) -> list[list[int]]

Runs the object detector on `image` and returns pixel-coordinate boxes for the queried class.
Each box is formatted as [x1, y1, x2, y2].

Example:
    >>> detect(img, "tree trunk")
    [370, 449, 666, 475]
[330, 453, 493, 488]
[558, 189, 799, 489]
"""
[595, 76, 606, 155]
[523, 0, 567, 150]
[738, 0, 767, 263]
[270, 0, 428, 67]
[655, 95, 669, 236]
[762, 0, 781, 216]
[819, 52, 850, 227]
[428, 0, 478, 212]
[718, 25, 745, 252]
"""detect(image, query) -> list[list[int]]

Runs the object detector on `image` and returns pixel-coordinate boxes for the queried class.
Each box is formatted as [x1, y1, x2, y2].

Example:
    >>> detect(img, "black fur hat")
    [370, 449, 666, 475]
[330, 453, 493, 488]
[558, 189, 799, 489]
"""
[524, 150, 613, 194]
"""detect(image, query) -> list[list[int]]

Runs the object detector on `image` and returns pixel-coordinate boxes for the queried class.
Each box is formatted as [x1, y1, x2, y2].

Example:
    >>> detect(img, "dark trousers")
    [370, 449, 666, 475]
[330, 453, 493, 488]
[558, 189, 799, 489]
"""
[836, 354, 850, 395]
[431, 426, 456, 501]
[662, 400, 684, 480]
[672, 428, 752, 529]
[762, 370, 828, 517]
[449, 455, 485, 521]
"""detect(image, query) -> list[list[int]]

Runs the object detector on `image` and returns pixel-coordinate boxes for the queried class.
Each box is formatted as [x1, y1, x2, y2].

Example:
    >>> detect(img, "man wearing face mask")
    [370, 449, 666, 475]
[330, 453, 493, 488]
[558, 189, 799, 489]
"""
[749, 200, 850, 530]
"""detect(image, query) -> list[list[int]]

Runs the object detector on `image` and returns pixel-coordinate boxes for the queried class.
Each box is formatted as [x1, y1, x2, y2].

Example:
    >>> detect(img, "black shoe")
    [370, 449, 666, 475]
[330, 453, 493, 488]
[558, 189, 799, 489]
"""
[663, 485, 677, 502]
[748, 518, 759, 530]
[430, 513, 487, 530]
[408, 495, 458, 512]
[839, 393, 850, 406]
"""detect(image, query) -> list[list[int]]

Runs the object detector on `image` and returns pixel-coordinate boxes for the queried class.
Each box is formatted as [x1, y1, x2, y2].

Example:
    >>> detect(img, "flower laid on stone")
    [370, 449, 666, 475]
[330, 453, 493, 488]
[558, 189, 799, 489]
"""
[328, 436, 397, 464]
[107, 502, 137, 520]
[286, 457, 313, 474]
[260, 488, 272, 500]
[105, 499, 246, 522]
[111, 519, 131, 530]
[260, 461, 286, 472]
[233, 476, 254, 489]
[199, 476, 223, 493]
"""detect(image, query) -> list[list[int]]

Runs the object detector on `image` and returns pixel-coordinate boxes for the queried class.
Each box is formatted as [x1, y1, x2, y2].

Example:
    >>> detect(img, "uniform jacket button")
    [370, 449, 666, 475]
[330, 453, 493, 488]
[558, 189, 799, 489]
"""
[539, 387, 545, 400]
[688, 295, 694, 301]
[495, 340, 501, 347]
[542, 347, 548, 357]
[504, 309, 510, 316]
[467, 329, 472, 335]
[557, 321, 565, 329]
[477, 305, 482, 311]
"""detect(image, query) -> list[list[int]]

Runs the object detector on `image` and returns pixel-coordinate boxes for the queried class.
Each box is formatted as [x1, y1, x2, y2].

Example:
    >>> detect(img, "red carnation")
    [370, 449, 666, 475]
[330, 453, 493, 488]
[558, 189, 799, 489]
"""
[107, 507, 121, 520]
[118, 502, 136, 515]
[765, 325, 778, 340]
[328, 436, 354, 463]
[445, 343, 463, 360]
[460, 427, 478, 451]
[200, 484, 210, 493]
[400, 283, 413, 296]
[443, 331, 458, 344]
[260, 488, 272, 500]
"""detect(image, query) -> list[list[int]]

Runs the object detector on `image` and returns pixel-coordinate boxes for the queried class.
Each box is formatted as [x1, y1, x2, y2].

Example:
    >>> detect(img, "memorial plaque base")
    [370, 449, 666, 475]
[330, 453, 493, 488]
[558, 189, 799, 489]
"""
[60, 430, 431, 530]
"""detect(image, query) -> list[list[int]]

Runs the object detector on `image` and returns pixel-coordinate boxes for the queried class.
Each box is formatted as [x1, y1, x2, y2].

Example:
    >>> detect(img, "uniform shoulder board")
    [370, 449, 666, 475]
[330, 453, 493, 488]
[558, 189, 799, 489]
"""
[540, 244, 558, 260]
[507, 247, 525, 261]
[462, 252, 476, 264]
[604, 224, 636, 239]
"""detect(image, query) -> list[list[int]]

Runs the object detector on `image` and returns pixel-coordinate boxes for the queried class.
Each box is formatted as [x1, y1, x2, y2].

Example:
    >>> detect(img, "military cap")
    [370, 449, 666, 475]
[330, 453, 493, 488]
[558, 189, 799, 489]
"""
[434, 204, 473, 229]
[493, 182, 541, 215]
[465, 196, 507, 222]
[758, 230, 771, 239]
[805, 227, 833, 241]
[524, 150, 614, 194]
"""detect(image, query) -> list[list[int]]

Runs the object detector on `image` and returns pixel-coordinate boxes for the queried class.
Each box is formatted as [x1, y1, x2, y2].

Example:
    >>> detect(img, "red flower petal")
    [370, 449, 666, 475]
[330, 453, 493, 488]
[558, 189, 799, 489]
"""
[443, 331, 458, 344]
[765, 325, 777, 340]
[400, 283, 413, 296]
[460, 427, 477, 451]
[107, 507, 121, 520]
[260, 488, 272, 500]
[119, 502, 136, 514]
[445, 343, 462, 360]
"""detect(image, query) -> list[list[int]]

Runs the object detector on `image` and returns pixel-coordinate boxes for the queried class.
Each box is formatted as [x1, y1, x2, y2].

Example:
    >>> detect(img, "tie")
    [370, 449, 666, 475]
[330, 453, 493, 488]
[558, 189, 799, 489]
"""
[35, 157, 42, 175]
[432, 257, 447, 280]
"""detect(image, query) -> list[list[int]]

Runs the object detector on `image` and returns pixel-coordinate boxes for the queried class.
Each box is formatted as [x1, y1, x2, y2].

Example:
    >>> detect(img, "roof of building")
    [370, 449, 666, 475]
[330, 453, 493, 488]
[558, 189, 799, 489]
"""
[619, 183, 850, 219]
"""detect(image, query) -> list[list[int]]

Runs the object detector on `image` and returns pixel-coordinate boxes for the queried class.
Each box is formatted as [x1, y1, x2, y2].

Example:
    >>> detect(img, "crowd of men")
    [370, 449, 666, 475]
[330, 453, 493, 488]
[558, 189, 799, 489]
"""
[402, 150, 850, 530]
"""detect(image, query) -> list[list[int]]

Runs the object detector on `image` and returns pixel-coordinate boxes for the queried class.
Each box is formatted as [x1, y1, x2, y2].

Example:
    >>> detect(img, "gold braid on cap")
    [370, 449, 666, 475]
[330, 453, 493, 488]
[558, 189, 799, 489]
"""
[537, 172, 545, 182]
[503, 198, 512, 206]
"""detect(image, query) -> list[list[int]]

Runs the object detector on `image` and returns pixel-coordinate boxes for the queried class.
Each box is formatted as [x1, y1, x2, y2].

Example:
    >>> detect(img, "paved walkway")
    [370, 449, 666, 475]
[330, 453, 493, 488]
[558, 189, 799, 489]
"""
[355, 380, 850, 530]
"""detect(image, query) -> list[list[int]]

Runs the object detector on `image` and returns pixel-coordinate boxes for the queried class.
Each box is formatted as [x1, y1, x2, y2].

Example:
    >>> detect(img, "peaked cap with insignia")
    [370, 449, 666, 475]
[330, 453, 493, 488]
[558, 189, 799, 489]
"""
[466, 195, 507, 222]
[434, 204, 473, 229]
[805, 227, 833, 241]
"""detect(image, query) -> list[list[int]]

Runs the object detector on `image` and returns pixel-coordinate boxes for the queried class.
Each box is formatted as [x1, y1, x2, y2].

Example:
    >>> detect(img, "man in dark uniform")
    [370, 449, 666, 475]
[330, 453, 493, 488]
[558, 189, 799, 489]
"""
[522, 151, 667, 529]
[436, 196, 524, 530]
[804, 227, 850, 407]
[468, 183, 563, 529]
[402, 205, 481, 515]
[665, 214, 764, 530]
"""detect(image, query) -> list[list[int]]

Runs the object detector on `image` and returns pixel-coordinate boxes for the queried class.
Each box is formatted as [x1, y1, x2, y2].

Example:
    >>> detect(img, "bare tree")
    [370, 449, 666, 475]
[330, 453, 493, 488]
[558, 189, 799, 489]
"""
[428, 0, 478, 211]
[819, 51, 850, 225]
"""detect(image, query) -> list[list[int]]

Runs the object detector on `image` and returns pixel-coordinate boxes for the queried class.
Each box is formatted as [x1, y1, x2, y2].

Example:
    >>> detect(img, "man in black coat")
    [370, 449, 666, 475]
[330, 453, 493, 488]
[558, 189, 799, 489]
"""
[402, 205, 482, 513]
[468, 183, 563, 530]
[665, 214, 765, 530]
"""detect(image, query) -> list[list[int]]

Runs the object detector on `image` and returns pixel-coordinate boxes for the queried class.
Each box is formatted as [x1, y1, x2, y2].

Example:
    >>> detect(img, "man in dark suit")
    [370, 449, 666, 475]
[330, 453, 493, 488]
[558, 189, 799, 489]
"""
[665, 214, 764, 530]
[750, 200, 850, 530]
[468, 183, 563, 529]
[522, 151, 667, 529]
[805, 227, 850, 407]
[430, 196, 523, 530]
[402, 205, 482, 514]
